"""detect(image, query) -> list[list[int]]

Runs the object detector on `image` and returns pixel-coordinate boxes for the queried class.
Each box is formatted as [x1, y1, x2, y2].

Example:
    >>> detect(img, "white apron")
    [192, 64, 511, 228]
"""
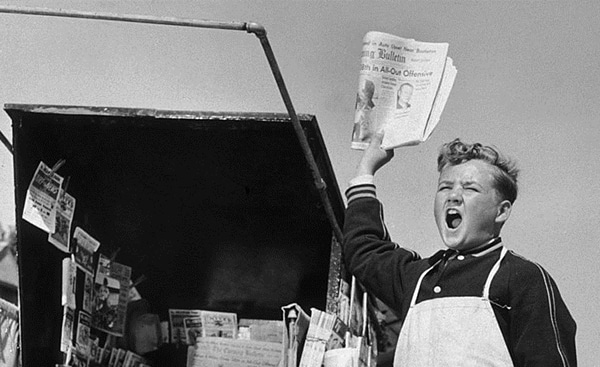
[394, 247, 514, 367]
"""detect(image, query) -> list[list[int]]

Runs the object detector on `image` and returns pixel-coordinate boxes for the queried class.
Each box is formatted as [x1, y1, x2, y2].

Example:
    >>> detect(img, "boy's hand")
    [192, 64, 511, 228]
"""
[356, 133, 394, 176]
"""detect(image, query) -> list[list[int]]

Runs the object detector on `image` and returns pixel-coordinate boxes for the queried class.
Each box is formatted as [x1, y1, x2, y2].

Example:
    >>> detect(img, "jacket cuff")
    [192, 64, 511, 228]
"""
[346, 175, 376, 203]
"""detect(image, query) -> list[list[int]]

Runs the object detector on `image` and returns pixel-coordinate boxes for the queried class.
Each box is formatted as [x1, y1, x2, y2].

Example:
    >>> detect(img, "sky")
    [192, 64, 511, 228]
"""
[1, 0, 599, 364]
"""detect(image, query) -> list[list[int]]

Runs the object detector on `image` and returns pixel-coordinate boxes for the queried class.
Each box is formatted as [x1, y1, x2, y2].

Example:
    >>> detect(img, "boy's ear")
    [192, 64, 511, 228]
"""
[495, 200, 512, 224]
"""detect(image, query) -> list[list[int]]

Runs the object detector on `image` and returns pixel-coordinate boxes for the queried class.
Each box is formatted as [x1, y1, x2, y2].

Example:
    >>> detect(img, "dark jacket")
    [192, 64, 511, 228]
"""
[343, 183, 577, 366]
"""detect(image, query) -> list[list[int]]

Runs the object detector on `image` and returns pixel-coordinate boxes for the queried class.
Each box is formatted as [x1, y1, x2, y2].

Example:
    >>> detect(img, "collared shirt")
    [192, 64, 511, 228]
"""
[428, 236, 502, 265]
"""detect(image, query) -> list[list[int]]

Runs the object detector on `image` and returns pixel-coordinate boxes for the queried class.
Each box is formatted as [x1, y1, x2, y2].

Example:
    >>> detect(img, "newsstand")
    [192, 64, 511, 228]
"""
[5, 104, 381, 367]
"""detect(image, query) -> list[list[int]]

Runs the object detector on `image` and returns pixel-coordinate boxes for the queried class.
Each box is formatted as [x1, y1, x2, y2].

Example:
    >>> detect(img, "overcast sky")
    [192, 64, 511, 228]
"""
[1, 1, 599, 364]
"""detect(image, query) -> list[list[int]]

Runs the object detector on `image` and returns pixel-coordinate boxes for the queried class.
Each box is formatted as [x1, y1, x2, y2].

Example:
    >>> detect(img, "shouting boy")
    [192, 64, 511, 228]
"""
[343, 133, 576, 366]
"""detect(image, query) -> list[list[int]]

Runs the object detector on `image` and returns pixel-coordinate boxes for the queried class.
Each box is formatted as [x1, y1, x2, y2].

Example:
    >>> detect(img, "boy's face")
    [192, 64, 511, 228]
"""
[434, 159, 509, 251]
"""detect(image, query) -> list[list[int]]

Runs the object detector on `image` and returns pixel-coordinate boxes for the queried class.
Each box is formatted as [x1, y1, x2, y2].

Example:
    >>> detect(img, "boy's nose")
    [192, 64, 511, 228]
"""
[447, 190, 463, 204]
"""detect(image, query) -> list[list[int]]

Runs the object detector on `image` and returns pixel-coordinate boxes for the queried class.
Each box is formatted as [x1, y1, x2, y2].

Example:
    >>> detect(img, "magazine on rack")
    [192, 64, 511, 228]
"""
[91, 254, 132, 336]
[351, 31, 457, 150]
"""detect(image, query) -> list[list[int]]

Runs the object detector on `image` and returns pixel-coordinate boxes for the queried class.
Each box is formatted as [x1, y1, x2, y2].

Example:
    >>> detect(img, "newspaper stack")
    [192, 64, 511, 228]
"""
[186, 337, 282, 367]
[298, 308, 337, 367]
[351, 31, 457, 150]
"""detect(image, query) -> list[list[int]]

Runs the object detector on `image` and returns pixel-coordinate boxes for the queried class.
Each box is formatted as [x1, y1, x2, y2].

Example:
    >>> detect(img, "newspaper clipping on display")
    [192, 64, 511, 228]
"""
[351, 31, 457, 150]
[22, 161, 64, 233]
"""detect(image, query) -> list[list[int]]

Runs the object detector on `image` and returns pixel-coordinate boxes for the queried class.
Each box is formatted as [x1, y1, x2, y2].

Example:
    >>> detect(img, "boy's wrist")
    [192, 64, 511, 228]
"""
[349, 174, 374, 187]
[356, 161, 376, 176]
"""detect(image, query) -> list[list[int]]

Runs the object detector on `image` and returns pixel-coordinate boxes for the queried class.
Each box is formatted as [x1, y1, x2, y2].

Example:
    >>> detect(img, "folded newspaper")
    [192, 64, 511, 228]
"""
[351, 31, 457, 150]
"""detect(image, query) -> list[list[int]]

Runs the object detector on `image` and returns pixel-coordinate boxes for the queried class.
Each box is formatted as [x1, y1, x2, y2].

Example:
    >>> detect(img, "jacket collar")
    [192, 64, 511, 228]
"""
[429, 237, 503, 265]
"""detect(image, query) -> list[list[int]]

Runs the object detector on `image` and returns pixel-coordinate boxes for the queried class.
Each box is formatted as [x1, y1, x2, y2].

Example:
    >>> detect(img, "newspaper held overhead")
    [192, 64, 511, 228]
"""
[351, 31, 457, 150]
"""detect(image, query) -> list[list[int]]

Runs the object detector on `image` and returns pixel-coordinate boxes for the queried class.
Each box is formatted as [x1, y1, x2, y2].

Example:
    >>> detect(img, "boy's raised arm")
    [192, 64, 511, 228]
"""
[354, 133, 395, 178]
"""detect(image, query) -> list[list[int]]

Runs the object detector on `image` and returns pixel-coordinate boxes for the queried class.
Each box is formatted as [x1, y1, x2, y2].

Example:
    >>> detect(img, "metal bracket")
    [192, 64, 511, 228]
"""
[0, 131, 12, 154]
[0, 5, 343, 241]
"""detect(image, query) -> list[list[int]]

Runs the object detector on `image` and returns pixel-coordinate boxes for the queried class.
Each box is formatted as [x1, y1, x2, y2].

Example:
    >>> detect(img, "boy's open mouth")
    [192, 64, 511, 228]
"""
[446, 209, 462, 229]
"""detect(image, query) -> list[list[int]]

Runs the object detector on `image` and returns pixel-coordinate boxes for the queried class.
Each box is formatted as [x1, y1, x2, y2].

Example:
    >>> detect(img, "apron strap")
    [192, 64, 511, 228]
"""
[410, 260, 441, 307]
[410, 246, 508, 307]
[483, 246, 508, 299]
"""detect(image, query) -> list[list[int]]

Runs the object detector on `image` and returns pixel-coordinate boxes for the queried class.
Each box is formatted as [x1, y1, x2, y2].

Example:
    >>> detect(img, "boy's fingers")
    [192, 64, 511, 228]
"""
[371, 132, 384, 144]
[386, 148, 394, 159]
[366, 133, 384, 152]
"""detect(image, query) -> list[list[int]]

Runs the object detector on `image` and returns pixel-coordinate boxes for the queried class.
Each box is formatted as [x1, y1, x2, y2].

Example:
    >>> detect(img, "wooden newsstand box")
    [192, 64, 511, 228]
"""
[6, 104, 350, 367]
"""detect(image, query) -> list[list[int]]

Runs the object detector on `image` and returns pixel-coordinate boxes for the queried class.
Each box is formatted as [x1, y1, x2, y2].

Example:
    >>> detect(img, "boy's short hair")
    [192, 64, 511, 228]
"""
[437, 138, 519, 203]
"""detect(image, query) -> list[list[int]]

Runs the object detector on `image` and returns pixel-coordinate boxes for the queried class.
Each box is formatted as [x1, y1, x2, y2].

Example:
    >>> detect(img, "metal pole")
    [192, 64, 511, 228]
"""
[252, 32, 344, 242]
[0, 5, 344, 241]
[0, 5, 248, 31]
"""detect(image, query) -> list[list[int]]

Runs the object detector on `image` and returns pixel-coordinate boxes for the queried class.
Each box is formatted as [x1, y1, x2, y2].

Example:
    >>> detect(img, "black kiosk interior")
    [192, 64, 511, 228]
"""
[0, 8, 379, 366]
[7, 105, 348, 366]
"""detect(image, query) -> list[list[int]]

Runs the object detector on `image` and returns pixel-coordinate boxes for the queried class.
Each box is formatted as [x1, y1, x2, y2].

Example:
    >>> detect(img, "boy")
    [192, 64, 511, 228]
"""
[343, 133, 576, 366]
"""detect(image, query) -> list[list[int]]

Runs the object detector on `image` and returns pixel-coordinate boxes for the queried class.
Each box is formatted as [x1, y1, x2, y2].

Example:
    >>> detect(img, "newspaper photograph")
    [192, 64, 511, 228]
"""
[168, 309, 203, 344]
[76, 310, 92, 356]
[22, 161, 64, 233]
[82, 271, 94, 313]
[351, 31, 457, 150]
[183, 316, 203, 345]
[200, 310, 238, 338]
[72, 227, 101, 275]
